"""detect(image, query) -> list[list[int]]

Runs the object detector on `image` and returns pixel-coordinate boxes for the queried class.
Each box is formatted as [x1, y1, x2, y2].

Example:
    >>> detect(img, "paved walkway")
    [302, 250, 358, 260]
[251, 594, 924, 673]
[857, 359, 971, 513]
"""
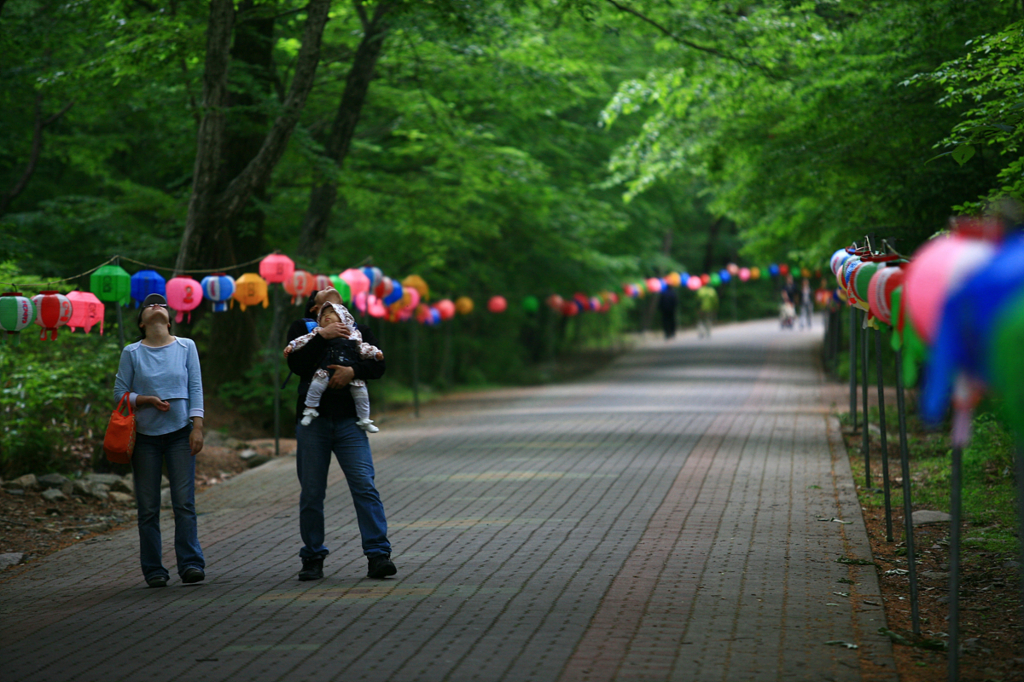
[0, 320, 896, 682]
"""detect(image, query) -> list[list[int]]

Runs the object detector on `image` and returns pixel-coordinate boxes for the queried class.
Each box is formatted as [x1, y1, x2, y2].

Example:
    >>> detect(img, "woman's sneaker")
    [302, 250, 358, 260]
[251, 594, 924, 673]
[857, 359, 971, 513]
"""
[300, 407, 319, 426]
[356, 418, 379, 433]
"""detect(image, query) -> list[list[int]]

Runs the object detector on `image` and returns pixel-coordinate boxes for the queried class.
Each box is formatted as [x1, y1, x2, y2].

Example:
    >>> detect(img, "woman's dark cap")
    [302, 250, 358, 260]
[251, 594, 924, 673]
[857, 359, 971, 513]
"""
[137, 293, 169, 338]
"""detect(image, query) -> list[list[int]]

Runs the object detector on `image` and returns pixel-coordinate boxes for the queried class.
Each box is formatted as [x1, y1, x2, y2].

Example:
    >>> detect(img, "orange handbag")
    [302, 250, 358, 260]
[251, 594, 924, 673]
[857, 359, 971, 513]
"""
[103, 392, 136, 464]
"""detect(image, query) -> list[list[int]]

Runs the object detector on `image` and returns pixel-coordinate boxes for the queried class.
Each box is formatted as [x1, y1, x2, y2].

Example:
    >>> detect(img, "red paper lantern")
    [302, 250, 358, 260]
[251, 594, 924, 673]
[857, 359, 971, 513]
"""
[561, 300, 579, 317]
[259, 253, 295, 284]
[546, 294, 564, 311]
[283, 270, 316, 305]
[487, 296, 507, 313]
[435, 299, 456, 320]
[32, 290, 73, 340]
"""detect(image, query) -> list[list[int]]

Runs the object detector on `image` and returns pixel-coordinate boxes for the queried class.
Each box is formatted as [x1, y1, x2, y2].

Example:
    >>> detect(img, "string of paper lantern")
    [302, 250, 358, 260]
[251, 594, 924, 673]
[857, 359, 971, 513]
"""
[2, 249, 807, 344]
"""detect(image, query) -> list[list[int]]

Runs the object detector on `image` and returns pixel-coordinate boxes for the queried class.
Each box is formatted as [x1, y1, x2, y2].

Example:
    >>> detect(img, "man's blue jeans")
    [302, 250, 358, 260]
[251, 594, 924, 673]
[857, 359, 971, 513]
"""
[296, 416, 391, 559]
[131, 425, 205, 580]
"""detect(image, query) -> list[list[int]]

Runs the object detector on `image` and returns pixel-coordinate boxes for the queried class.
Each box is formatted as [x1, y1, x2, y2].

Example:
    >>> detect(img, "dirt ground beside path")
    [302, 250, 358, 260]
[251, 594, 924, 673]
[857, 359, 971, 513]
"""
[0, 440, 270, 580]
[841, 431, 1024, 682]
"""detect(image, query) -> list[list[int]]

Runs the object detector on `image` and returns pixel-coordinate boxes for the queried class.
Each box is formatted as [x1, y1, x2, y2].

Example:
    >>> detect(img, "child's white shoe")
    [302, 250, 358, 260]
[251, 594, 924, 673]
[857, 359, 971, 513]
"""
[356, 418, 379, 433]
[300, 407, 319, 426]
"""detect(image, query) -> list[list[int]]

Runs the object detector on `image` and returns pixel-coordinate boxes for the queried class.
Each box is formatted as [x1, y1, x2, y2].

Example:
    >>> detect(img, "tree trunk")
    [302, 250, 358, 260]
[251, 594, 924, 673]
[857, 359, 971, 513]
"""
[175, 0, 331, 275]
[174, 0, 331, 384]
[297, 1, 394, 260]
[205, 2, 279, 385]
[702, 216, 724, 274]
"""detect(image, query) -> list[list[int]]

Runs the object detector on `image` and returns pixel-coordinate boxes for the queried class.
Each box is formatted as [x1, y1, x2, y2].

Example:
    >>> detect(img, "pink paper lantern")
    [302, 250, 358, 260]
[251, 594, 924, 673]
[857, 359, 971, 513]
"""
[739, 268, 751, 282]
[340, 268, 371, 297]
[687, 276, 702, 290]
[66, 291, 104, 334]
[368, 295, 386, 318]
[487, 296, 507, 313]
[646, 277, 663, 293]
[166, 276, 204, 323]
[32, 290, 73, 340]
[259, 253, 295, 284]
[904, 235, 996, 344]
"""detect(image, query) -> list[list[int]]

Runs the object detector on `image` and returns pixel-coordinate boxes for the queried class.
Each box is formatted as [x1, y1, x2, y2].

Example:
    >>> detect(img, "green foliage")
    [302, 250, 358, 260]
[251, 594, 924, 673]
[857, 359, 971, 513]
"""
[909, 20, 1024, 212]
[0, 330, 121, 478]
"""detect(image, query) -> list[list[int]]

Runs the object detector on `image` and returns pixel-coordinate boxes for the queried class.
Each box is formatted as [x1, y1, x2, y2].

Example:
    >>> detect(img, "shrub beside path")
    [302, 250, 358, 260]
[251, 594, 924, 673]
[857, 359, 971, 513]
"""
[0, 319, 896, 682]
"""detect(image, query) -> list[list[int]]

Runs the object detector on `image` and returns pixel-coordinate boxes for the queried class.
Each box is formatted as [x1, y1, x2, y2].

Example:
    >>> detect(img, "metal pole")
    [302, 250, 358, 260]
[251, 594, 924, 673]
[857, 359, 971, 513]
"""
[948, 444, 963, 682]
[115, 303, 126, 348]
[876, 328, 893, 541]
[862, 319, 871, 487]
[272, 286, 281, 458]
[412, 321, 420, 418]
[895, 347, 921, 635]
[1017, 442, 1024, 660]
[377, 321, 386, 419]
[849, 306, 858, 431]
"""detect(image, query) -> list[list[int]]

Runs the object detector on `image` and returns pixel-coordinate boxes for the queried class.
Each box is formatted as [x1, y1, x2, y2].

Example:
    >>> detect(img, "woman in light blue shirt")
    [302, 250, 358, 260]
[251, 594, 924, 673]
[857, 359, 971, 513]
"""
[113, 293, 206, 588]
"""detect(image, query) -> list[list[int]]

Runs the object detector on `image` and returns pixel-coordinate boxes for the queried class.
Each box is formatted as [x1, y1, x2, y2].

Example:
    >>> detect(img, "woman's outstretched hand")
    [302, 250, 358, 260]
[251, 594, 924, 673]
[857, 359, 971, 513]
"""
[139, 395, 170, 411]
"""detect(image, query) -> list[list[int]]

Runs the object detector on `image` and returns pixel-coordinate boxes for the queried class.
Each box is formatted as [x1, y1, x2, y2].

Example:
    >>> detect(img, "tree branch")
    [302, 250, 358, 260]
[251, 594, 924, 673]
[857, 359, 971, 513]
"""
[603, 0, 779, 80]
[1, 94, 74, 216]
[353, 0, 369, 29]
[215, 0, 332, 220]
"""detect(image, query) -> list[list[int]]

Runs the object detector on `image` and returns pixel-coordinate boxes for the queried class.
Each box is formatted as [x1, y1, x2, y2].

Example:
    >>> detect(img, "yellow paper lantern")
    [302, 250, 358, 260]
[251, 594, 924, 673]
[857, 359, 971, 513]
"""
[455, 296, 474, 315]
[665, 272, 682, 287]
[402, 275, 430, 303]
[232, 273, 269, 311]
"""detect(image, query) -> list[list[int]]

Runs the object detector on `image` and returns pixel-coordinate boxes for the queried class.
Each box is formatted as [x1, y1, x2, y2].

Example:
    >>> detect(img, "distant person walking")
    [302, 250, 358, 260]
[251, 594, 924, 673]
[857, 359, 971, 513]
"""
[286, 288, 395, 582]
[696, 285, 719, 338]
[658, 285, 678, 339]
[113, 293, 206, 588]
[799, 277, 814, 330]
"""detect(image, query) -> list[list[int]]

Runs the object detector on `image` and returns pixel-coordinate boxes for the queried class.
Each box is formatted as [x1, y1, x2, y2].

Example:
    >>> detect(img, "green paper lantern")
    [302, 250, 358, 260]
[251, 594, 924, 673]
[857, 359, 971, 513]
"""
[90, 264, 131, 305]
[0, 292, 36, 345]
[328, 276, 352, 305]
[710, 273, 722, 287]
[521, 295, 539, 313]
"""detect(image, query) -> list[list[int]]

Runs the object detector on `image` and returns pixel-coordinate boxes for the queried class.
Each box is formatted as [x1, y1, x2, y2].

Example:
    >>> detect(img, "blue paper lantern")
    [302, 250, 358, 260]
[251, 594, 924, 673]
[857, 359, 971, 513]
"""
[768, 264, 780, 277]
[130, 270, 166, 307]
[201, 274, 236, 312]
[719, 269, 731, 282]
[383, 281, 403, 306]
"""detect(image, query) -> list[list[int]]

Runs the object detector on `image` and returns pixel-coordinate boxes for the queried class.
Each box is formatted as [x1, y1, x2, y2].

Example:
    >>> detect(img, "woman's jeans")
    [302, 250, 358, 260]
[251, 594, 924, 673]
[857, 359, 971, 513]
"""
[296, 416, 390, 559]
[131, 425, 205, 580]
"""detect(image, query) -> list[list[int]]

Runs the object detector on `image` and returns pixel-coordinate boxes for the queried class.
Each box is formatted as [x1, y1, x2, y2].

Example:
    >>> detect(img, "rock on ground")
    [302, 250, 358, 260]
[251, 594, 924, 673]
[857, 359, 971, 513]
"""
[912, 510, 951, 525]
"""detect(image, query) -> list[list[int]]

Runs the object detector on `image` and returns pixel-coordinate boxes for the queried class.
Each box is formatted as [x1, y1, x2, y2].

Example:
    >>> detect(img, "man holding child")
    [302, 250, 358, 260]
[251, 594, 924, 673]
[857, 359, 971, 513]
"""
[285, 288, 396, 581]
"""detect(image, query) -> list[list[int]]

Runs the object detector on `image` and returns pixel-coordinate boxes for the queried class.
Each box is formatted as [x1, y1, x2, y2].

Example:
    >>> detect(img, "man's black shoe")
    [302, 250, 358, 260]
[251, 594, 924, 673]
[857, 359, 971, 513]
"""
[298, 556, 324, 581]
[181, 567, 205, 584]
[146, 575, 168, 588]
[366, 554, 397, 579]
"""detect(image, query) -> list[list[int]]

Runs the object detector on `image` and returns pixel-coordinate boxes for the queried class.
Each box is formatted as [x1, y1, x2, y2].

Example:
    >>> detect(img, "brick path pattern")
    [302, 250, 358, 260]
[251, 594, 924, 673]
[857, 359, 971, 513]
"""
[0, 320, 896, 682]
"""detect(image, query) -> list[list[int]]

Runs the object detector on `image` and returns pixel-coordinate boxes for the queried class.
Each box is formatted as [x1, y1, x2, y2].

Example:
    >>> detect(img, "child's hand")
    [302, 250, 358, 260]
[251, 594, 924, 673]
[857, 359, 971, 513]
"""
[283, 346, 293, 359]
[375, 351, 383, 360]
